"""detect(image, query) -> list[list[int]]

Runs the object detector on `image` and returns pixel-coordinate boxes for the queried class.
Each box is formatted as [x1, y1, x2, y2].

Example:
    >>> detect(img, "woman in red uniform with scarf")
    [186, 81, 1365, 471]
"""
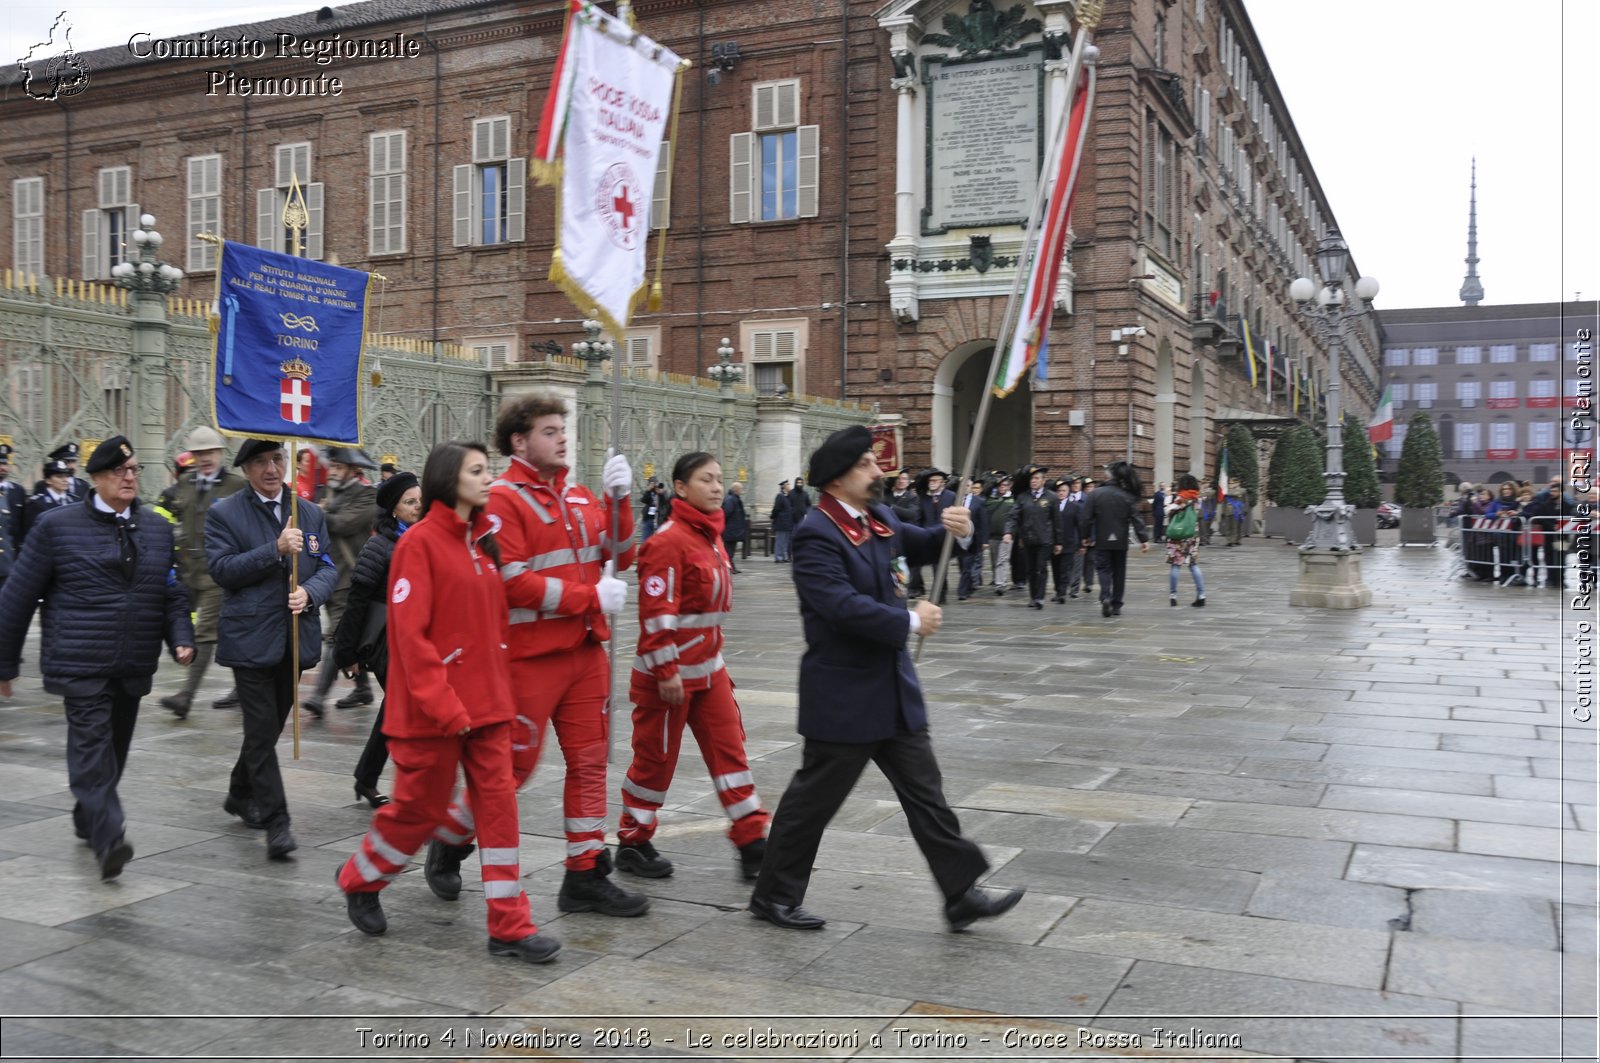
[614, 452, 770, 882]
[335, 441, 559, 964]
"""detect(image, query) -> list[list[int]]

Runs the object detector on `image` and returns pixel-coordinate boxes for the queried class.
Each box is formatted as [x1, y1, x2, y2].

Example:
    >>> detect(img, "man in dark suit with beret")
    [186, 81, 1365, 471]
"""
[206, 438, 339, 860]
[749, 425, 1024, 932]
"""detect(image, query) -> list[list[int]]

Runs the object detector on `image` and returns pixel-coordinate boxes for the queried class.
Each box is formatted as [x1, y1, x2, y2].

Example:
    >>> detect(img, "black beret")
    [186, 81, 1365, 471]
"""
[380, 462, 398, 474]
[85, 436, 135, 474]
[233, 438, 284, 467]
[49, 442, 80, 461]
[375, 470, 418, 515]
[807, 425, 873, 488]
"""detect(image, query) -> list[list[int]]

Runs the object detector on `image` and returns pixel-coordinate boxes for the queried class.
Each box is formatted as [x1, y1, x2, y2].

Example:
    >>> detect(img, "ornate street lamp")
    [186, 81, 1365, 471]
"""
[111, 214, 184, 499]
[1287, 228, 1380, 609]
[706, 337, 744, 391]
[110, 214, 184, 296]
[571, 315, 615, 377]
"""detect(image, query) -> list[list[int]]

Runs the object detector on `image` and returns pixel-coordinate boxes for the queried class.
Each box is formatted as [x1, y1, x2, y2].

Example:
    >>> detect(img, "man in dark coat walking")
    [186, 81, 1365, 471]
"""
[0, 437, 195, 879]
[749, 425, 1024, 932]
[1003, 464, 1056, 609]
[721, 480, 749, 572]
[206, 439, 339, 860]
[770, 480, 795, 562]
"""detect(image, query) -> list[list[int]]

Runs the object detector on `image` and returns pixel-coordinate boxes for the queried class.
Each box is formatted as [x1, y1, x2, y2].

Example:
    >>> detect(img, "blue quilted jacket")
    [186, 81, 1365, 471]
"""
[0, 496, 194, 681]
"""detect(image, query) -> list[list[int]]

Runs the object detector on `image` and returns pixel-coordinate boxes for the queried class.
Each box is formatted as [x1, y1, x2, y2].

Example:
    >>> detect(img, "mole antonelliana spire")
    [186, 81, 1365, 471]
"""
[1459, 158, 1484, 307]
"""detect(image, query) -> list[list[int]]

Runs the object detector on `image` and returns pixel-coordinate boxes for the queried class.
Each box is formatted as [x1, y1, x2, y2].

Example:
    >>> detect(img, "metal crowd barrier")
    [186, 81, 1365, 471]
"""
[1453, 514, 1590, 588]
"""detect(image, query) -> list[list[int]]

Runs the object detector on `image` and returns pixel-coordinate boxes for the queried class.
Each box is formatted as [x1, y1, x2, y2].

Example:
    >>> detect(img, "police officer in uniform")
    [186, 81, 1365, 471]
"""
[0, 444, 21, 596]
[33, 442, 90, 500]
[21, 460, 76, 548]
[1002, 464, 1057, 609]
[750, 426, 1024, 931]
[160, 426, 247, 719]
[305, 447, 378, 716]
[206, 439, 339, 860]
[0, 437, 195, 878]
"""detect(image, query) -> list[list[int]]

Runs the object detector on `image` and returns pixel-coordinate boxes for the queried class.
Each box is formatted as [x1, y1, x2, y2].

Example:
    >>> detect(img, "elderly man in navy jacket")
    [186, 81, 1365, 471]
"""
[0, 437, 195, 879]
[749, 425, 1024, 931]
[206, 438, 339, 860]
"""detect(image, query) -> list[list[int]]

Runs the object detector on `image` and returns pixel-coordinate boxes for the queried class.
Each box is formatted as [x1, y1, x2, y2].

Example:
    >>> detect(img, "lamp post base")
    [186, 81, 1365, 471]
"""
[1289, 549, 1372, 609]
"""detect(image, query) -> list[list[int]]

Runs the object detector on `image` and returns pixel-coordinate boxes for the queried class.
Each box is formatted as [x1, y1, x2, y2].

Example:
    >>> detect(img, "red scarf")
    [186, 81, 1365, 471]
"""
[669, 496, 725, 540]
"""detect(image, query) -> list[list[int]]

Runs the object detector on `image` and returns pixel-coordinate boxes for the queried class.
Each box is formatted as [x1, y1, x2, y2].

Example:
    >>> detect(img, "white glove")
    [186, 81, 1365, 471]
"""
[602, 449, 633, 500]
[597, 561, 627, 614]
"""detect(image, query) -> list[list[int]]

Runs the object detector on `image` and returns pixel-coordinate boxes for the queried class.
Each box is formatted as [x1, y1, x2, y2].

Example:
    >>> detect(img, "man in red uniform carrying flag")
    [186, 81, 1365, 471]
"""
[426, 393, 649, 918]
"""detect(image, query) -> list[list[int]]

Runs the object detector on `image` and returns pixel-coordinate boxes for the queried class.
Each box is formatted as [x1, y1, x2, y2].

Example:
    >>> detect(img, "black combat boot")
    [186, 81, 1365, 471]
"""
[558, 866, 650, 916]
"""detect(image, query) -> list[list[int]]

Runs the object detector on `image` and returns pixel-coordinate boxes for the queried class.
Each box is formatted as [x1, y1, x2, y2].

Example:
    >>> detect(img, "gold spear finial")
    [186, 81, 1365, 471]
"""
[1076, 0, 1106, 31]
[282, 173, 309, 257]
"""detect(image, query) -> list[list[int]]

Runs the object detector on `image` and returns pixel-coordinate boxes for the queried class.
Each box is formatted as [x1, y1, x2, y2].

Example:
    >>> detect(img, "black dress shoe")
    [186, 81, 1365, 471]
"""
[738, 838, 767, 882]
[212, 689, 241, 710]
[945, 885, 1025, 931]
[1111, 605, 1122, 616]
[223, 795, 267, 829]
[1028, 600, 1043, 609]
[488, 933, 562, 963]
[354, 782, 390, 809]
[1101, 601, 1113, 617]
[99, 839, 134, 880]
[266, 822, 298, 859]
[1052, 595, 1066, 603]
[336, 687, 374, 709]
[748, 893, 826, 929]
[161, 692, 192, 719]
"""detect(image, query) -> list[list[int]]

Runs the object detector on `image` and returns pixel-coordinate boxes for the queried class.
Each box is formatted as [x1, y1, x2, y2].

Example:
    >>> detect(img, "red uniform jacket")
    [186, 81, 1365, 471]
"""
[488, 456, 635, 660]
[632, 498, 732, 694]
[382, 500, 513, 738]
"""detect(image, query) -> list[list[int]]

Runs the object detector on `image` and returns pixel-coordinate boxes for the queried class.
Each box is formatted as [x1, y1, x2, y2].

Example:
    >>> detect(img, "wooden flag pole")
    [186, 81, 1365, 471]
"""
[916, 5, 1102, 660]
[283, 176, 310, 758]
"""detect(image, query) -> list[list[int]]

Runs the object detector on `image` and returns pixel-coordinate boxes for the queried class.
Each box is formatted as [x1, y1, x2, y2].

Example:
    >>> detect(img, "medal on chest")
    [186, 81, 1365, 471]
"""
[890, 555, 909, 599]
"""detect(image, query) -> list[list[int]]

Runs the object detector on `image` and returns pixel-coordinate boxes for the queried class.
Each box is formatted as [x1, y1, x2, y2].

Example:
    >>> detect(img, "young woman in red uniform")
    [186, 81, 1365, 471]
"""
[335, 441, 559, 964]
[615, 452, 770, 881]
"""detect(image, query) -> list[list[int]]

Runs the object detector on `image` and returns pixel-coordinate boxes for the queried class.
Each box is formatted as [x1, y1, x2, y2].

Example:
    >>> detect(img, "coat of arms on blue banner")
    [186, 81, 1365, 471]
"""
[212, 241, 370, 446]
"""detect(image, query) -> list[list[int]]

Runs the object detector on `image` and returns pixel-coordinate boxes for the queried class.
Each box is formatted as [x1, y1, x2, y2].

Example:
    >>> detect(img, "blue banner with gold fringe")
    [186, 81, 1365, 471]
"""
[212, 241, 368, 446]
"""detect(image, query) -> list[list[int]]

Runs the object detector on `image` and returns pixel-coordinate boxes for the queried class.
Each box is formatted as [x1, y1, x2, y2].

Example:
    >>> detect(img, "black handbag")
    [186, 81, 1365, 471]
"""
[357, 601, 388, 674]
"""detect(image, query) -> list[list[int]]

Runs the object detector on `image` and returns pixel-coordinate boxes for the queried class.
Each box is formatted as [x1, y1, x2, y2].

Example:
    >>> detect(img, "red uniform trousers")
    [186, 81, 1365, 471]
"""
[339, 721, 534, 942]
[436, 642, 611, 871]
[619, 669, 769, 848]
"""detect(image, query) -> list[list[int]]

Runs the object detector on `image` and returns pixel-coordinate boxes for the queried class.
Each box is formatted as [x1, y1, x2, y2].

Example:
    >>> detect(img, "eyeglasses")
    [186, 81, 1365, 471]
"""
[112, 465, 143, 478]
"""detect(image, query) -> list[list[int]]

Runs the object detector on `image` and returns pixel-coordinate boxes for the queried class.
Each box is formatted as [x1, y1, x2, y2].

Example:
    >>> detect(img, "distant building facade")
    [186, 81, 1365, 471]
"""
[1377, 301, 1595, 486]
[2, 0, 1375, 479]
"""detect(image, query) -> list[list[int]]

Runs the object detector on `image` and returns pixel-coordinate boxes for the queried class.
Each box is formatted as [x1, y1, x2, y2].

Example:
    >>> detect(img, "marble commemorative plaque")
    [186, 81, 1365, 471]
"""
[923, 50, 1044, 234]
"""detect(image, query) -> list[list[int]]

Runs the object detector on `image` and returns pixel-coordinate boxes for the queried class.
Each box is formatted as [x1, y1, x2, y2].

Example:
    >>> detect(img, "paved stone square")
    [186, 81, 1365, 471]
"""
[0, 536, 1594, 1061]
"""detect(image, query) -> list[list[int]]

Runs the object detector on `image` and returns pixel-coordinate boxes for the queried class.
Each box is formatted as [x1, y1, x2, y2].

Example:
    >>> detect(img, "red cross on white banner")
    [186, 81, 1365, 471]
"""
[280, 378, 312, 424]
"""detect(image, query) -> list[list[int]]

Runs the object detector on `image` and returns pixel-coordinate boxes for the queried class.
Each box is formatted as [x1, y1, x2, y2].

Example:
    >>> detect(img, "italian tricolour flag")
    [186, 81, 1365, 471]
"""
[1367, 386, 1395, 443]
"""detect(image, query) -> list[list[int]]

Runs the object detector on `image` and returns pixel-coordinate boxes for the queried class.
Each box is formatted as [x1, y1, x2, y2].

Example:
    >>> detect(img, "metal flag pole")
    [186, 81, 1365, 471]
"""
[917, 3, 1102, 660]
[606, 314, 624, 764]
[283, 175, 309, 758]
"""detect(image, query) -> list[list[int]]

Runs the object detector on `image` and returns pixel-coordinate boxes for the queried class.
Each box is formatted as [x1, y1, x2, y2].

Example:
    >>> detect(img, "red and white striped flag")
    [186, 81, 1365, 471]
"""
[992, 65, 1096, 398]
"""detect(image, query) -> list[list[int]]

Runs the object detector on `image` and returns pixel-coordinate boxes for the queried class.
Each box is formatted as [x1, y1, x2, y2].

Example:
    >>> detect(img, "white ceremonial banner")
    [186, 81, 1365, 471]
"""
[546, 1, 681, 336]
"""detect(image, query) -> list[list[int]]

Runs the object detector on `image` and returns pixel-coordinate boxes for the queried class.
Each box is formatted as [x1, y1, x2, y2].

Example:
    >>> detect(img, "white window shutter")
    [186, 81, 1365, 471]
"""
[729, 133, 753, 224]
[295, 144, 311, 185]
[506, 157, 526, 242]
[492, 118, 510, 160]
[754, 84, 776, 131]
[776, 82, 800, 128]
[82, 208, 103, 278]
[796, 125, 820, 218]
[775, 330, 797, 360]
[275, 146, 293, 188]
[473, 120, 492, 163]
[116, 168, 131, 207]
[452, 164, 473, 246]
[257, 188, 279, 251]
[305, 182, 324, 260]
[126, 203, 140, 255]
[752, 330, 773, 360]
[627, 335, 651, 365]
[652, 141, 672, 230]
[368, 175, 382, 254]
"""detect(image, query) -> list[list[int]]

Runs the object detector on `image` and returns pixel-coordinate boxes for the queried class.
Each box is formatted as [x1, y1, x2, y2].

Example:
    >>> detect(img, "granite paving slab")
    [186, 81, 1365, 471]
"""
[1317, 784, 1570, 828]
[1457, 1007, 1595, 1063]
[0, 916, 92, 972]
[1387, 933, 1565, 1011]
[0, 853, 191, 927]
[867, 807, 1115, 854]
[1346, 844, 1592, 901]
[1244, 872, 1410, 932]
[1230, 756, 1495, 795]
[1408, 889, 1559, 950]
[1086, 823, 1352, 877]
[1177, 799, 1457, 848]
[1094, 960, 1459, 1061]
[958, 782, 1193, 824]
[985, 849, 1258, 914]
[1457, 821, 1596, 864]
[1041, 899, 1391, 989]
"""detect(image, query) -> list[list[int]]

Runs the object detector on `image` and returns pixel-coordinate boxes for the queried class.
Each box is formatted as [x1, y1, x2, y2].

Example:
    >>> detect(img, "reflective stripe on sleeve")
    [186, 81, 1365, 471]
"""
[643, 614, 680, 633]
[724, 793, 762, 821]
[484, 880, 524, 899]
[501, 560, 530, 580]
[635, 645, 679, 670]
[365, 829, 410, 866]
[564, 817, 605, 834]
[528, 548, 578, 571]
[567, 838, 605, 857]
[676, 654, 725, 680]
[509, 608, 540, 625]
[677, 611, 729, 629]
[541, 577, 565, 613]
[622, 806, 657, 825]
[479, 847, 519, 865]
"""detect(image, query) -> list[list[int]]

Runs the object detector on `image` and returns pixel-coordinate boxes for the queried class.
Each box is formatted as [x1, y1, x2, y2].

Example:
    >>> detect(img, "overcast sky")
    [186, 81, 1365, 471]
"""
[5, 0, 1594, 312]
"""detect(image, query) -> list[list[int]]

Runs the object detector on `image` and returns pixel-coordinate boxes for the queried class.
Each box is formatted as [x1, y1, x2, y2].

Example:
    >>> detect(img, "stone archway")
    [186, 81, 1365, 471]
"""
[932, 341, 1033, 475]
[1188, 358, 1207, 477]
[1154, 338, 1176, 486]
